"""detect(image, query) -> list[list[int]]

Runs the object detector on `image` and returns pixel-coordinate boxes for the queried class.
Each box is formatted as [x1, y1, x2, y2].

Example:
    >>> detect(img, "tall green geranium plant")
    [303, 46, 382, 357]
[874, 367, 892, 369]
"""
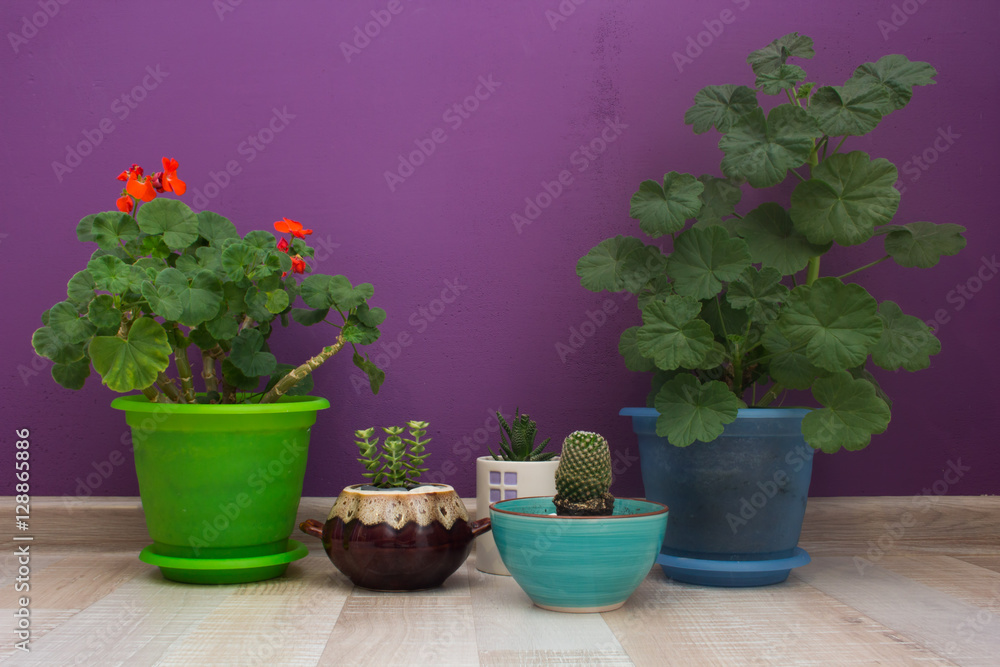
[32, 159, 386, 403]
[577, 33, 965, 452]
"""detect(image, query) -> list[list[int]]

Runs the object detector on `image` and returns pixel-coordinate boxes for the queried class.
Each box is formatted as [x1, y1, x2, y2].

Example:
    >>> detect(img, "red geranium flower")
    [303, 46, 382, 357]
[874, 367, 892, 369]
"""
[161, 157, 186, 195]
[291, 255, 307, 274]
[116, 194, 134, 213]
[277, 238, 290, 253]
[274, 217, 313, 239]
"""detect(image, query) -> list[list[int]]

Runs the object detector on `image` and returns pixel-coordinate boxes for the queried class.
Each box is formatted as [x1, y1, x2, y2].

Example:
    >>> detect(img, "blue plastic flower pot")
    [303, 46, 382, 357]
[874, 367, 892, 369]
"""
[621, 407, 814, 587]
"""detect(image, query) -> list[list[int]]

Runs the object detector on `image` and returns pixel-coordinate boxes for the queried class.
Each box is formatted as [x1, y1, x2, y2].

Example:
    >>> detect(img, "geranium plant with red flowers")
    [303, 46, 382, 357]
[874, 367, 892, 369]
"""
[32, 158, 385, 403]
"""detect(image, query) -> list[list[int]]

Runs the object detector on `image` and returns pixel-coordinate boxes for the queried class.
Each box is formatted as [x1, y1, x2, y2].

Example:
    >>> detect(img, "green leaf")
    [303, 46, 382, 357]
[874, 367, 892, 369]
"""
[76, 214, 98, 243]
[726, 267, 788, 323]
[755, 64, 807, 95]
[882, 221, 967, 268]
[637, 296, 718, 371]
[51, 357, 91, 390]
[66, 270, 96, 309]
[356, 303, 387, 327]
[197, 211, 239, 245]
[205, 313, 239, 341]
[155, 268, 224, 327]
[87, 255, 132, 293]
[665, 226, 752, 300]
[135, 198, 199, 250]
[88, 317, 172, 392]
[774, 277, 882, 372]
[188, 327, 217, 351]
[264, 363, 314, 397]
[221, 242, 268, 281]
[789, 151, 900, 246]
[746, 33, 815, 75]
[802, 371, 890, 452]
[683, 85, 758, 134]
[265, 289, 290, 314]
[694, 175, 742, 228]
[31, 322, 87, 364]
[872, 300, 940, 371]
[619, 326, 656, 372]
[629, 172, 704, 238]
[86, 294, 120, 328]
[90, 212, 140, 252]
[352, 351, 385, 394]
[342, 319, 381, 345]
[736, 202, 830, 274]
[576, 236, 665, 293]
[760, 325, 827, 390]
[807, 80, 890, 137]
[243, 230, 277, 251]
[229, 328, 277, 377]
[46, 301, 96, 343]
[719, 105, 822, 188]
[699, 295, 748, 344]
[244, 286, 273, 322]
[300, 275, 373, 310]
[653, 375, 742, 446]
[141, 281, 183, 321]
[848, 364, 892, 409]
[849, 54, 936, 113]
[221, 358, 260, 391]
[141, 235, 172, 259]
[289, 308, 329, 326]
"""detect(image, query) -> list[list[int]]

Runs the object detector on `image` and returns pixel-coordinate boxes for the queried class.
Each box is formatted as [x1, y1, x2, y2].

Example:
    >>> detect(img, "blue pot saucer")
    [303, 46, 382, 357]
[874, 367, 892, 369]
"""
[656, 547, 810, 587]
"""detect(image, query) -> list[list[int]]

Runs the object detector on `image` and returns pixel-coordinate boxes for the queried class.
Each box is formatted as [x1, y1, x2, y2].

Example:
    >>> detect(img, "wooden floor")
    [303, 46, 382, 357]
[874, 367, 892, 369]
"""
[1, 496, 998, 666]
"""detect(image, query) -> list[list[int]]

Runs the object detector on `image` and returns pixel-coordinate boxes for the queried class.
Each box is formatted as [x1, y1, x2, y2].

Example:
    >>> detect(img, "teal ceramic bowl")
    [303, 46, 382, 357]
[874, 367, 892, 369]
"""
[490, 496, 669, 612]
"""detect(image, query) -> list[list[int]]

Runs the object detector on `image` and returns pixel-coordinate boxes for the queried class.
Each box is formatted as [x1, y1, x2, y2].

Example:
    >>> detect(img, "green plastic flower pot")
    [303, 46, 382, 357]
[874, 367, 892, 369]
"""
[111, 394, 329, 584]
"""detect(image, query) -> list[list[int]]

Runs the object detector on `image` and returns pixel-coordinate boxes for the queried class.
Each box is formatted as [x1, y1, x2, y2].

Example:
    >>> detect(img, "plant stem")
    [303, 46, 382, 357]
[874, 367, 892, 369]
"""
[832, 136, 848, 154]
[156, 373, 181, 403]
[837, 255, 890, 280]
[141, 385, 165, 403]
[755, 383, 785, 407]
[258, 335, 347, 403]
[806, 256, 821, 286]
[170, 327, 196, 403]
[790, 168, 806, 182]
[201, 350, 218, 393]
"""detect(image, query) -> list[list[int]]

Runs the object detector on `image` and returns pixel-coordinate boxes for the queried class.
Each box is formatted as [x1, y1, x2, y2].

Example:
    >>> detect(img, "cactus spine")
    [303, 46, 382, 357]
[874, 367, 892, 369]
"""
[553, 431, 615, 516]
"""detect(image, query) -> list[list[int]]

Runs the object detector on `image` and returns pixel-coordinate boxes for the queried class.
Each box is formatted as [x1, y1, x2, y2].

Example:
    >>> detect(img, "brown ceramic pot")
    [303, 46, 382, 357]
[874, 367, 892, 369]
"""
[300, 483, 491, 591]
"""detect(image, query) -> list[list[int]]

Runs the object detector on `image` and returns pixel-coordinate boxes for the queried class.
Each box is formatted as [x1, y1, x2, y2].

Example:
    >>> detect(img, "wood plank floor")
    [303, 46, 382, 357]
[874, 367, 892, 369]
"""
[1, 496, 997, 666]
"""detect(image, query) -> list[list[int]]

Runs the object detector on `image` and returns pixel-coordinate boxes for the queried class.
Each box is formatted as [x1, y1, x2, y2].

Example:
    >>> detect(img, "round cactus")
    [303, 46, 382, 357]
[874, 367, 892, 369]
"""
[554, 431, 614, 515]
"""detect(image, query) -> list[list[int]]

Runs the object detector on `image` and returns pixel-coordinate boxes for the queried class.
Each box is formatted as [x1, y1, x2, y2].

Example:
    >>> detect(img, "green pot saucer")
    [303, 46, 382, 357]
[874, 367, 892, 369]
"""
[139, 539, 309, 584]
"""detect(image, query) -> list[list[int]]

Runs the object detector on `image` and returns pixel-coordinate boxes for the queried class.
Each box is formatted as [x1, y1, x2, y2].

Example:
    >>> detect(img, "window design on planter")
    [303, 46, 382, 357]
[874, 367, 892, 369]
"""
[489, 471, 518, 502]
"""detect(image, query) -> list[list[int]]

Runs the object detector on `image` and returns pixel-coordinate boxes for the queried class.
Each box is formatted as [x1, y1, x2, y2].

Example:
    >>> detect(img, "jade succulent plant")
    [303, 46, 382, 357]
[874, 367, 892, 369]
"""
[355, 421, 432, 489]
[489, 408, 556, 462]
[30, 159, 386, 404]
[576, 33, 966, 452]
[553, 431, 614, 516]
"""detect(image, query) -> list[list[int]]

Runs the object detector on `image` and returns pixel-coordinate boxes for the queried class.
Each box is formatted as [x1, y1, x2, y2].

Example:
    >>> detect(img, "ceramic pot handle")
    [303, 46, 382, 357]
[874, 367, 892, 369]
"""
[299, 519, 324, 539]
[469, 517, 491, 537]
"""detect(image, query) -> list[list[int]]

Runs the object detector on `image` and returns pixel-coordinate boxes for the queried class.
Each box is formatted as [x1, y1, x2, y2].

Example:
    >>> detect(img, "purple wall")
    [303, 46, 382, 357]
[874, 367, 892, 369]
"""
[3, 0, 998, 501]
